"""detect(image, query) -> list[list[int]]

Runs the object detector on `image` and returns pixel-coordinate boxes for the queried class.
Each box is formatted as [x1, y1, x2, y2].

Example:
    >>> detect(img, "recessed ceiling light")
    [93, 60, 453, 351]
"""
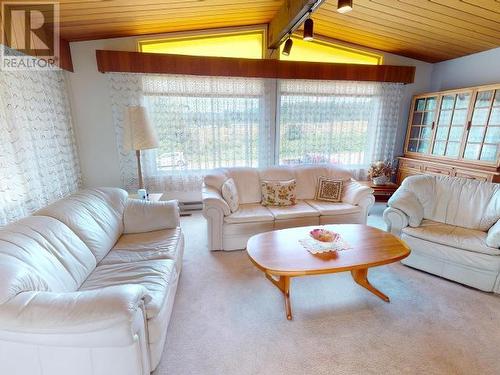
[337, 0, 353, 13]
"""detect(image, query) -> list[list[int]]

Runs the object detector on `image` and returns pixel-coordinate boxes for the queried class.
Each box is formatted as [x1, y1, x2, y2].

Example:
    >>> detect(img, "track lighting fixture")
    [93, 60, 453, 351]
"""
[337, 0, 353, 13]
[303, 14, 314, 41]
[282, 35, 293, 56]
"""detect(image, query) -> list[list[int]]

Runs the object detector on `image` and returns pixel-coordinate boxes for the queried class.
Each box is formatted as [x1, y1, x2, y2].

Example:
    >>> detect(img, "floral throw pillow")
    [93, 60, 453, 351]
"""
[221, 178, 239, 213]
[261, 179, 297, 206]
[315, 177, 343, 202]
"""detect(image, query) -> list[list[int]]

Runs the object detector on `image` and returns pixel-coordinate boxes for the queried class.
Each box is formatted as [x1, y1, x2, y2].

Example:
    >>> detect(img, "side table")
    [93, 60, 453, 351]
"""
[358, 181, 399, 202]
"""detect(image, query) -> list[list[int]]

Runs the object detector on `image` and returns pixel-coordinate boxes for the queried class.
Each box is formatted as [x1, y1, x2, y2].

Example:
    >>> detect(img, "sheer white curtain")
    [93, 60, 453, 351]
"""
[0, 67, 81, 226]
[278, 80, 403, 179]
[108, 73, 272, 192]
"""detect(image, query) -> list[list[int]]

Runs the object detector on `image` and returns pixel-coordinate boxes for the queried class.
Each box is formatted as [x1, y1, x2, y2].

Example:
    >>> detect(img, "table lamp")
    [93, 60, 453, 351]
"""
[123, 105, 159, 190]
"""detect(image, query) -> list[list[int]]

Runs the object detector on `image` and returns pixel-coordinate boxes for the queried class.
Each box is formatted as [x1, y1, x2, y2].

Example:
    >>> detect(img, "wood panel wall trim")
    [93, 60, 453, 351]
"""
[95, 50, 415, 83]
[59, 39, 74, 72]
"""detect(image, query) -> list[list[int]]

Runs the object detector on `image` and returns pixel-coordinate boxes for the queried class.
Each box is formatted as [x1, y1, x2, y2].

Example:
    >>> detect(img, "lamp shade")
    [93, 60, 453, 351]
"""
[123, 105, 159, 151]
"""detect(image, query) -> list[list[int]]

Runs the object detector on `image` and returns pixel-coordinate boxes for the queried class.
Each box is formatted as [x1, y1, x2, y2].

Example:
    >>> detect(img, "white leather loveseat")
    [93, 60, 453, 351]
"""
[0, 188, 184, 375]
[384, 175, 500, 293]
[203, 164, 375, 251]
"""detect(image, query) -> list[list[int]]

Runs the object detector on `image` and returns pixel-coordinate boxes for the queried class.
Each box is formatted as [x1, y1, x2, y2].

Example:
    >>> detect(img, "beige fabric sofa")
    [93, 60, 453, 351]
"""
[384, 175, 500, 293]
[0, 188, 183, 375]
[202, 164, 375, 251]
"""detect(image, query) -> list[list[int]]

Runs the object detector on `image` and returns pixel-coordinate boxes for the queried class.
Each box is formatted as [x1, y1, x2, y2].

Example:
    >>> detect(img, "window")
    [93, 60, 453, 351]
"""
[278, 80, 385, 167]
[142, 75, 271, 172]
[108, 74, 403, 192]
[280, 36, 382, 65]
[138, 30, 265, 59]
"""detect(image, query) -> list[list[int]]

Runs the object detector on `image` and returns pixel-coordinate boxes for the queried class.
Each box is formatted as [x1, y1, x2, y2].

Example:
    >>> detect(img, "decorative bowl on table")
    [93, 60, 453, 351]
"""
[309, 229, 339, 243]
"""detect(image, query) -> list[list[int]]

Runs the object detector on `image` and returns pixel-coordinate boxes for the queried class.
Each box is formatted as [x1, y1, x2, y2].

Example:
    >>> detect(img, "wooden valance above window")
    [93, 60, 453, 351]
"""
[96, 50, 415, 84]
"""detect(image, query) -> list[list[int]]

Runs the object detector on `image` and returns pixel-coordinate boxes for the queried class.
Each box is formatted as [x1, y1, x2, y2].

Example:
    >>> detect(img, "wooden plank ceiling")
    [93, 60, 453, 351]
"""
[57, 0, 500, 63]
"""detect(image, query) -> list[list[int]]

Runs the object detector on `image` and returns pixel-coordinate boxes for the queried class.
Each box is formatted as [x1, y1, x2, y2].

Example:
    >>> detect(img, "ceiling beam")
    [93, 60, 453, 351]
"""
[267, 0, 326, 50]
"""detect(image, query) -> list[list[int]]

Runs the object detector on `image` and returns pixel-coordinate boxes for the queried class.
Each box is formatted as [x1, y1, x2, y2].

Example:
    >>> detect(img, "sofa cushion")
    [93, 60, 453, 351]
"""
[403, 175, 500, 231]
[226, 167, 262, 204]
[402, 220, 500, 256]
[221, 178, 239, 213]
[100, 227, 184, 273]
[258, 166, 294, 181]
[293, 164, 352, 200]
[315, 177, 343, 202]
[36, 188, 128, 262]
[224, 203, 274, 224]
[80, 259, 176, 319]
[267, 201, 320, 220]
[261, 179, 297, 206]
[305, 200, 361, 215]
[0, 216, 96, 303]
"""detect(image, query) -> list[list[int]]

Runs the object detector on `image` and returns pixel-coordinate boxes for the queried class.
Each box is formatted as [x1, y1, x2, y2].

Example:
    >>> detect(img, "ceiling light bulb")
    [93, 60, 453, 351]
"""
[337, 0, 353, 13]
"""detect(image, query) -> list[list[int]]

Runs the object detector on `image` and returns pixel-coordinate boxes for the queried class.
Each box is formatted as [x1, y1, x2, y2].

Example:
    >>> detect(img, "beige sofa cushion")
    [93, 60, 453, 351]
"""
[80, 259, 176, 319]
[402, 220, 500, 256]
[267, 201, 320, 220]
[36, 188, 128, 262]
[100, 227, 184, 273]
[226, 168, 262, 204]
[292, 164, 352, 200]
[305, 200, 361, 215]
[224, 203, 274, 224]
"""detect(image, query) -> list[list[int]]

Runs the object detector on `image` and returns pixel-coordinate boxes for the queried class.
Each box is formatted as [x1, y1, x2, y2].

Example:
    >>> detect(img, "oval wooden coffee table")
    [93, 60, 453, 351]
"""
[246, 224, 410, 320]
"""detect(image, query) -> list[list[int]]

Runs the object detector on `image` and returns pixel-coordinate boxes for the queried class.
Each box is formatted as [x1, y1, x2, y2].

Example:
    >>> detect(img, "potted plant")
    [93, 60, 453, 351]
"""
[367, 160, 394, 186]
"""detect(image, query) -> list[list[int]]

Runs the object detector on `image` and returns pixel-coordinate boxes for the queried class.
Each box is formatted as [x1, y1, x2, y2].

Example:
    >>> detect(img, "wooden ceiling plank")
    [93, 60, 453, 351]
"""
[60, 2, 280, 19]
[431, 0, 500, 22]
[461, 0, 500, 13]
[314, 21, 457, 61]
[313, 12, 477, 56]
[353, 0, 500, 43]
[60, 9, 279, 26]
[317, 5, 497, 50]
[399, 0, 500, 30]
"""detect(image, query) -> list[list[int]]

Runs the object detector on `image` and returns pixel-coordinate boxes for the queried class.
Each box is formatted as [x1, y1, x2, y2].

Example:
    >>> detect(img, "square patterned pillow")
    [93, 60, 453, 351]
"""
[221, 178, 239, 213]
[315, 176, 343, 202]
[261, 179, 297, 206]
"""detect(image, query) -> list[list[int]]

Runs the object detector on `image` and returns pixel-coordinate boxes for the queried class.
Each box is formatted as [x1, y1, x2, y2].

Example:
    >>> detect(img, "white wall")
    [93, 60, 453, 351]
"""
[67, 35, 434, 189]
[431, 47, 500, 92]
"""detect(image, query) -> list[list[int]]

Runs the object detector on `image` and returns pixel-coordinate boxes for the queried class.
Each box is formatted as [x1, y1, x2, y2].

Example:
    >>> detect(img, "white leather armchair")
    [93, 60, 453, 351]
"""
[203, 164, 374, 251]
[0, 188, 184, 375]
[384, 175, 500, 293]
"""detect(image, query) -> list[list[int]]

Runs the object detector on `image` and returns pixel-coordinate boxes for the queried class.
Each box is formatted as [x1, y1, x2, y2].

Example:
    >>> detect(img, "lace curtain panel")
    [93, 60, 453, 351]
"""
[107, 73, 273, 192]
[0, 68, 81, 226]
[107, 73, 403, 191]
[279, 80, 403, 179]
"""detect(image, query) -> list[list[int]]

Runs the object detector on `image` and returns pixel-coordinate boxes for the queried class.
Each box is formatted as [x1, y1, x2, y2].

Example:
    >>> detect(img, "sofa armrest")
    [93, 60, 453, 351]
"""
[383, 207, 410, 236]
[486, 220, 500, 248]
[123, 199, 180, 234]
[387, 188, 424, 227]
[0, 285, 150, 340]
[202, 186, 231, 216]
[342, 181, 374, 206]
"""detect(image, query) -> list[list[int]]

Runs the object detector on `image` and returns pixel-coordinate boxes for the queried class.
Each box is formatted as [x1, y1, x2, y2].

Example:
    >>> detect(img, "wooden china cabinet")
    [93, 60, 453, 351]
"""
[398, 83, 500, 184]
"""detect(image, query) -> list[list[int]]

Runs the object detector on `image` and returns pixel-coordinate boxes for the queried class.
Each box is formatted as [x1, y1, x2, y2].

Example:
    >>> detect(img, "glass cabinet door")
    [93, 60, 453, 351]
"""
[463, 89, 500, 163]
[407, 96, 437, 154]
[432, 92, 470, 158]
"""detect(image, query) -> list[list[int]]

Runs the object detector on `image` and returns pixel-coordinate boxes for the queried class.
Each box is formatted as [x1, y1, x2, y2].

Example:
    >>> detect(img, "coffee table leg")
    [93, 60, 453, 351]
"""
[265, 274, 292, 320]
[351, 268, 390, 302]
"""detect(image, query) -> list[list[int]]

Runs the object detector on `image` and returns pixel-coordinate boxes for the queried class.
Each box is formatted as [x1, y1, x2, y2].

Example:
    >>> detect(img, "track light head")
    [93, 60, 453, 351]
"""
[337, 0, 353, 13]
[303, 18, 314, 41]
[282, 36, 293, 56]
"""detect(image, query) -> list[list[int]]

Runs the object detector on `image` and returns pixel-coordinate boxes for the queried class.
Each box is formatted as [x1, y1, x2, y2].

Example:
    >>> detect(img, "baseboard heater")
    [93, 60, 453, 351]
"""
[179, 201, 203, 213]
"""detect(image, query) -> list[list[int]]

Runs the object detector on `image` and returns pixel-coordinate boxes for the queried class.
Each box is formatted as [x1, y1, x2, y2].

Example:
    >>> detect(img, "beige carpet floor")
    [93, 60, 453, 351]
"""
[154, 203, 500, 375]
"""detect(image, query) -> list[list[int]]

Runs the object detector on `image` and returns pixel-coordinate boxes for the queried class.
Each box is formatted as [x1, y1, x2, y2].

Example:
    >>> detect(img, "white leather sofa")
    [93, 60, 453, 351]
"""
[0, 188, 184, 375]
[203, 164, 375, 251]
[384, 175, 500, 293]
